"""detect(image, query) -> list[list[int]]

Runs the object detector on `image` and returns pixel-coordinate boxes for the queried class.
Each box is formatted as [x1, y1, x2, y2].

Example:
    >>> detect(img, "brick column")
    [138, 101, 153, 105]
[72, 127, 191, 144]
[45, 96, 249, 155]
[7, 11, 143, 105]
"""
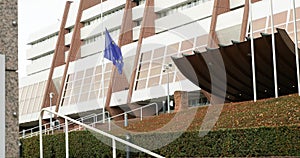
[174, 91, 188, 112]
[0, 0, 19, 157]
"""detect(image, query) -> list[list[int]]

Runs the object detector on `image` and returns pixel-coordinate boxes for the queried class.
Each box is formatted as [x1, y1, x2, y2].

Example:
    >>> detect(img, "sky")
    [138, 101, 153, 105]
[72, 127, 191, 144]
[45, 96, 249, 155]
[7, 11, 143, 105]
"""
[18, 0, 68, 78]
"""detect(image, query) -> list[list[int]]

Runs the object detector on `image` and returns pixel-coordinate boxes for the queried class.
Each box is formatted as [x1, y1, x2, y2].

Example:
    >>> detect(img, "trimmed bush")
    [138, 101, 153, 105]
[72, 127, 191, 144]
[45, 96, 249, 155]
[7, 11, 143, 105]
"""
[21, 126, 300, 157]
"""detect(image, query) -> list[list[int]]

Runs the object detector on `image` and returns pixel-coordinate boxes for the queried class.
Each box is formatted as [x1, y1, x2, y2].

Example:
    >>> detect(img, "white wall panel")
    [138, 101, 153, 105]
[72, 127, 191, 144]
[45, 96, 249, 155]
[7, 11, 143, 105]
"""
[81, 12, 123, 40]
[28, 24, 60, 44]
[81, 0, 126, 22]
[155, 1, 213, 33]
[65, 32, 73, 46]
[230, 0, 244, 9]
[26, 37, 57, 60]
[155, 0, 188, 12]
[26, 54, 53, 75]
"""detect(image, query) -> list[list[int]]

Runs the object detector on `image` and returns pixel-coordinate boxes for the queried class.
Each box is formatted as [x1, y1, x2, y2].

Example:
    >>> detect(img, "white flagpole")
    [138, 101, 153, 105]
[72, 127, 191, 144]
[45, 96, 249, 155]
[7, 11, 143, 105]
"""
[269, 0, 278, 98]
[292, 0, 300, 96]
[249, 0, 257, 102]
[101, 0, 106, 123]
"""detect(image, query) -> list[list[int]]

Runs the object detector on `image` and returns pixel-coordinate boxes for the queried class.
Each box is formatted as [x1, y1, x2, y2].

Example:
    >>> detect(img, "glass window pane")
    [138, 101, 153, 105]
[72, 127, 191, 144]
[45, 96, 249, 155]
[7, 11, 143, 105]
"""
[95, 66, 102, 74]
[89, 91, 97, 100]
[68, 73, 75, 82]
[167, 43, 179, 55]
[72, 86, 81, 95]
[141, 51, 152, 62]
[104, 72, 111, 80]
[148, 76, 160, 87]
[37, 81, 46, 96]
[138, 70, 148, 79]
[140, 62, 150, 71]
[85, 68, 94, 77]
[152, 58, 163, 67]
[75, 71, 84, 80]
[105, 63, 112, 72]
[153, 47, 165, 59]
[62, 97, 70, 106]
[150, 67, 162, 76]
[21, 86, 28, 101]
[70, 95, 78, 105]
[83, 77, 92, 85]
[180, 38, 194, 51]
[137, 79, 147, 90]
[82, 85, 91, 93]
[196, 35, 208, 47]
[31, 83, 39, 98]
[79, 93, 89, 103]
[161, 73, 175, 85]
[92, 81, 101, 91]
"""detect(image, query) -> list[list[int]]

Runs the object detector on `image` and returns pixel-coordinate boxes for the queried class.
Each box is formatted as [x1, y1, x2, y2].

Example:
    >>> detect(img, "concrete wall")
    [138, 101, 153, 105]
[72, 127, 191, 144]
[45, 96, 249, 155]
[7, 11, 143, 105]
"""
[0, 0, 19, 157]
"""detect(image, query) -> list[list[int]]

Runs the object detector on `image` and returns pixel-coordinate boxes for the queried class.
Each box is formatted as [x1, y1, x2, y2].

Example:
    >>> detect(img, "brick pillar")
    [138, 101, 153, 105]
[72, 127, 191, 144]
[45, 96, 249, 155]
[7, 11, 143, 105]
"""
[0, 0, 19, 157]
[174, 91, 188, 112]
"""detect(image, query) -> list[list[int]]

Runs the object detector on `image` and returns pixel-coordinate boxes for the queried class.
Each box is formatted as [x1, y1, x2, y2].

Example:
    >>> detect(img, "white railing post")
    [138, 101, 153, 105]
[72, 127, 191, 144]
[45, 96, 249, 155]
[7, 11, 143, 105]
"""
[93, 115, 96, 128]
[112, 139, 116, 158]
[65, 118, 69, 158]
[140, 108, 143, 121]
[39, 115, 43, 158]
[124, 113, 128, 127]
[156, 103, 158, 116]
[22, 130, 25, 138]
[108, 118, 111, 131]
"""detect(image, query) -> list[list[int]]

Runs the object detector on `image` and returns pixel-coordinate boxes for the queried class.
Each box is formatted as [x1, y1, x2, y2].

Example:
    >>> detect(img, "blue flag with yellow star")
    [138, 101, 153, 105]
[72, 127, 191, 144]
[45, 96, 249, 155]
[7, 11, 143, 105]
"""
[104, 28, 124, 74]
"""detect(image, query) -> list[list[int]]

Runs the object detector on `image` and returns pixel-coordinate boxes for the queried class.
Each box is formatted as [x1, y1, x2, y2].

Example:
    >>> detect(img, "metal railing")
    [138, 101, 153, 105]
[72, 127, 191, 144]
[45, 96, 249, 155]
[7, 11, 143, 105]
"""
[104, 102, 159, 130]
[20, 112, 109, 138]
[21, 102, 159, 137]
[39, 108, 164, 158]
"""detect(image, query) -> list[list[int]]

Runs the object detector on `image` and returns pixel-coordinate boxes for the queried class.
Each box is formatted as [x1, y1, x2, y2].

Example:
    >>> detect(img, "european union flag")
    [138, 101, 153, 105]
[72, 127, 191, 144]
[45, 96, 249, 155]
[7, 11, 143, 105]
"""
[104, 28, 124, 74]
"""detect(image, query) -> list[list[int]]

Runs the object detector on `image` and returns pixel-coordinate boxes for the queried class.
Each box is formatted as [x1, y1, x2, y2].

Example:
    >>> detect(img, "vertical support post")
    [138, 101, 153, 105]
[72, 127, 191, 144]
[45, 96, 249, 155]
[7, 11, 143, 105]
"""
[249, 0, 257, 102]
[0, 54, 5, 158]
[22, 130, 25, 138]
[140, 108, 143, 121]
[162, 101, 165, 113]
[269, 0, 278, 98]
[100, 0, 106, 124]
[126, 134, 130, 158]
[293, 0, 300, 96]
[108, 118, 111, 131]
[167, 69, 170, 113]
[65, 118, 69, 158]
[93, 115, 96, 128]
[39, 115, 43, 158]
[156, 104, 158, 116]
[124, 113, 128, 127]
[112, 139, 116, 158]
[49, 92, 54, 134]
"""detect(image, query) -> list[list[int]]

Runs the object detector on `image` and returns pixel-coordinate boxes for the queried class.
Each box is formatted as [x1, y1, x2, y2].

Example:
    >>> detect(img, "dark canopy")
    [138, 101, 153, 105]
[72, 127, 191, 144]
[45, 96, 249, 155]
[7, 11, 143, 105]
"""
[172, 28, 299, 102]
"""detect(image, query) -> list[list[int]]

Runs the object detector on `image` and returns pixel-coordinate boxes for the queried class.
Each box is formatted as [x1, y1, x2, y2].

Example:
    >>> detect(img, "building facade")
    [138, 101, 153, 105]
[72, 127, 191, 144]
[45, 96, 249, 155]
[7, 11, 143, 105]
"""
[19, 0, 300, 130]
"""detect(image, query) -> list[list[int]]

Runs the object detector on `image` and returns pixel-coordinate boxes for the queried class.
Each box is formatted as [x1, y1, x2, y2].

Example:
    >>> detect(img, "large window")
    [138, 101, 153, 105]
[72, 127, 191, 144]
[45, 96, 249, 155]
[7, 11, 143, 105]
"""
[61, 62, 112, 107]
[19, 81, 47, 115]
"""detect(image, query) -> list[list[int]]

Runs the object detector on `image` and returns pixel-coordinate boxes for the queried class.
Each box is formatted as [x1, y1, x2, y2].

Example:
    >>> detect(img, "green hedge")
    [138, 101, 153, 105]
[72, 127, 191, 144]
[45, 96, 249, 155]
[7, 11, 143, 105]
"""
[21, 126, 300, 157]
